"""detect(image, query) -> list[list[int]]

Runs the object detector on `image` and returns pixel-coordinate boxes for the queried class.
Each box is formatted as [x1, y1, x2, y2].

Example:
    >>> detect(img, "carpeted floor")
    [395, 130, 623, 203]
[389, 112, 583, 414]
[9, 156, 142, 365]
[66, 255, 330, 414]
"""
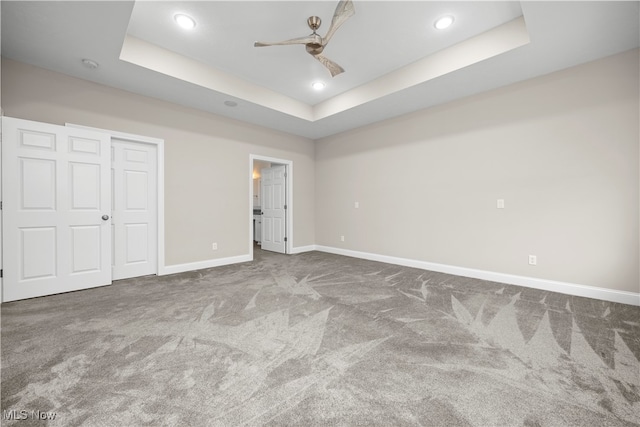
[1, 248, 639, 426]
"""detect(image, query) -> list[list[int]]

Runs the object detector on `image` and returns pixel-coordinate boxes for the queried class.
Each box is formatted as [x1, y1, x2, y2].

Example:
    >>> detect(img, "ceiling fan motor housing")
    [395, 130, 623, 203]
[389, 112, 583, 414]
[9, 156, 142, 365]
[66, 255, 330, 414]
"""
[305, 43, 324, 55]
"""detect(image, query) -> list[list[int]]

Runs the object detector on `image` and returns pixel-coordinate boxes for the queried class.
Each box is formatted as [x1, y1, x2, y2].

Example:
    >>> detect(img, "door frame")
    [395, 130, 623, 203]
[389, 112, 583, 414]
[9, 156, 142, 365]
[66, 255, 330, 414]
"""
[66, 123, 167, 276]
[249, 154, 293, 259]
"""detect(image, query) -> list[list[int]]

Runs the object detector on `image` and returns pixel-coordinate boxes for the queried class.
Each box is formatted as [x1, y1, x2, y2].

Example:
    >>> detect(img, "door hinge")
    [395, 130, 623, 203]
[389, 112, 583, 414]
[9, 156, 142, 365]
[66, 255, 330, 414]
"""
[1, 269, 3, 278]
[0, 201, 3, 210]
[284, 237, 288, 242]
[284, 204, 287, 210]
[284, 173, 287, 178]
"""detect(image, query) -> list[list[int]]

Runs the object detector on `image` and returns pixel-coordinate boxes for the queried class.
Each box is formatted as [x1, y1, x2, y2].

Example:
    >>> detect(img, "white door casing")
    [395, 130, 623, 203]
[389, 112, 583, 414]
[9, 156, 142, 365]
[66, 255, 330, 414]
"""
[2, 117, 112, 302]
[260, 165, 286, 254]
[111, 139, 157, 280]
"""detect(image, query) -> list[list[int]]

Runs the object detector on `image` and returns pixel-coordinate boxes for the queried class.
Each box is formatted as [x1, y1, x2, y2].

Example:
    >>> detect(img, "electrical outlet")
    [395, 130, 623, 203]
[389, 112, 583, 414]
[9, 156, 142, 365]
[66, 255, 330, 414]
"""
[497, 199, 505, 209]
[355, 202, 359, 209]
[212, 243, 218, 250]
[340, 236, 345, 242]
[528, 255, 537, 265]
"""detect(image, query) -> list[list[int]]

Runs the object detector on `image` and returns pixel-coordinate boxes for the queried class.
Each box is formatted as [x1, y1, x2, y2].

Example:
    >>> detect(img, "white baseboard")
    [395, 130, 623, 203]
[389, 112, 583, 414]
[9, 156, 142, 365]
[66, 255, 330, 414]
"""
[289, 245, 317, 254]
[314, 246, 640, 306]
[156, 246, 639, 306]
[161, 254, 252, 276]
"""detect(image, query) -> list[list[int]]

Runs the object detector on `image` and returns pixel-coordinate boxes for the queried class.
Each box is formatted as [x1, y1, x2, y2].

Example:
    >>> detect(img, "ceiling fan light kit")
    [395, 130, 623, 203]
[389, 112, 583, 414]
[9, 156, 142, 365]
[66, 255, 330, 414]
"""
[254, 0, 355, 77]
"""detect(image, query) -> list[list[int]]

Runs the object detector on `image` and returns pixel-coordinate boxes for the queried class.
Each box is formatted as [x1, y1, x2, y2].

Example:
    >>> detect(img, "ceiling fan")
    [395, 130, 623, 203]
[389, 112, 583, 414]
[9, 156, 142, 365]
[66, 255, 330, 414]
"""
[254, 0, 355, 77]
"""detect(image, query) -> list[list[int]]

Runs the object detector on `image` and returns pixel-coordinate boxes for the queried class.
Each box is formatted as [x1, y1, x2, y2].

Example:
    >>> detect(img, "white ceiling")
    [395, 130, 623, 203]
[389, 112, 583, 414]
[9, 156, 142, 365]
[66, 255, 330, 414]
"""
[128, 1, 524, 104]
[2, 1, 639, 139]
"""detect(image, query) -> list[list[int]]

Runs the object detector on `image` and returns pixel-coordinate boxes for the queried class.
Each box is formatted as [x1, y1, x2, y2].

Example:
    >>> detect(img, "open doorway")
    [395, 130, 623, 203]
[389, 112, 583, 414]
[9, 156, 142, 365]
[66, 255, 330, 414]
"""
[249, 155, 293, 259]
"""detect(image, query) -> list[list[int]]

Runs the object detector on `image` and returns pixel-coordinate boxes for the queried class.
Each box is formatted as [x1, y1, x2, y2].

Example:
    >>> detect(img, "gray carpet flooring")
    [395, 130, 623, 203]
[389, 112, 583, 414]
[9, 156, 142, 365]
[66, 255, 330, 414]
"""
[1, 248, 639, 426]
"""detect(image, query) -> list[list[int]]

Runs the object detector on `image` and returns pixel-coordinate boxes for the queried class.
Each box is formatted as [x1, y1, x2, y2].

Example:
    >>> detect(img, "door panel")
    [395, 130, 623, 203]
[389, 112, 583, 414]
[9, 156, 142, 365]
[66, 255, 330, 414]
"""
[111, 139, 157, 280]
[260, 165, 286, 254]
[69, 136, 101, 154]
[264, 217, 273, 242]
[125, 223, 148, 263]
[20, 129, 56, 150]
[2, 117, 112, 302]
[70, 162, 100, 209]
[21, 158, 56, 209]
[125, 147, 148, 163]
[70, 225, 101, 273]
[125, 170, 148, 210]
[273, 218, 284, 245]
[20, 227, 56, 280]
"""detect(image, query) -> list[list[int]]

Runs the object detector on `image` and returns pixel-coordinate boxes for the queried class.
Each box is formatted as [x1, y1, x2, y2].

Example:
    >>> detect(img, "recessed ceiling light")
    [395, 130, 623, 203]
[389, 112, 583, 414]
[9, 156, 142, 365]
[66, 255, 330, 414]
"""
[174, 14, 196, 30]
[311, 81, 326, 91]
[81, 58, 99, 69]
[434, 15, 454, 30]
[224, 100, 238, 107]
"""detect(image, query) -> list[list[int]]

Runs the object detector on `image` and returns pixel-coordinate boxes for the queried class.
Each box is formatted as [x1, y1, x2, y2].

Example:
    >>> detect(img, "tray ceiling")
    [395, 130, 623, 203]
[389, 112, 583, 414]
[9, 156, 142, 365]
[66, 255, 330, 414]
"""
[2, 1, 639, 139]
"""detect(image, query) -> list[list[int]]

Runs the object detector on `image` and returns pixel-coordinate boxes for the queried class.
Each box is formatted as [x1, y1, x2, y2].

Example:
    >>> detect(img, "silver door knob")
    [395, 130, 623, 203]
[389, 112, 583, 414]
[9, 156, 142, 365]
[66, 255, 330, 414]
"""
[102, 215, 109, 221]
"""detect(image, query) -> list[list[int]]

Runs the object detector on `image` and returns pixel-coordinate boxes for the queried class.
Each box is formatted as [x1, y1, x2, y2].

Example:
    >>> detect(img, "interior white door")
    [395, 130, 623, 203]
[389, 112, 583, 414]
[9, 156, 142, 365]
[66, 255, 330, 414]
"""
[111, 139, 157, 280]
[2, 117, 112, 302]
[260, 165, 286, 253]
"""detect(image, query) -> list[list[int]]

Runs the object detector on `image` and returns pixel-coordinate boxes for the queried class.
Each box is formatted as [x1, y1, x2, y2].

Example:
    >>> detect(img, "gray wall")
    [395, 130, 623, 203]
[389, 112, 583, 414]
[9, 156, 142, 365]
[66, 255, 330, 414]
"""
[2, 49, 638, 294]
[315, 49, 639, 293]
[1, 59, 315, 266]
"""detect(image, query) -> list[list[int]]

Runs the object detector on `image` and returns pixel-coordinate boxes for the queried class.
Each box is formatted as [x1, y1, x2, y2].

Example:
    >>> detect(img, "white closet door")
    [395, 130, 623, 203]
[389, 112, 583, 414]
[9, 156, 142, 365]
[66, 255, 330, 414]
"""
[2, 117, 112, 302]
[111, 139, 157, 280]
[260, 165, 286, 254]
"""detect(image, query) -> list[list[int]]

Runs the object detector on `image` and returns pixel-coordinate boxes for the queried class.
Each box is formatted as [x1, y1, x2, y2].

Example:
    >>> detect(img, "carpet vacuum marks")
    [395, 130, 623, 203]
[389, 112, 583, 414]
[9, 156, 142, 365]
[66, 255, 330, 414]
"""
[2, 250, 639, 426]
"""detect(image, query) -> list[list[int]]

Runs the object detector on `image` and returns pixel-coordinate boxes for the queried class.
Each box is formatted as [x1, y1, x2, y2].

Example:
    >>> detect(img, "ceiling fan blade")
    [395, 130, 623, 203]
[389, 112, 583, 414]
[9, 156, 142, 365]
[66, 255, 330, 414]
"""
[313, 54, 345, 77]
[254, 35, 318, 47]
[322, 0, 355, 46]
